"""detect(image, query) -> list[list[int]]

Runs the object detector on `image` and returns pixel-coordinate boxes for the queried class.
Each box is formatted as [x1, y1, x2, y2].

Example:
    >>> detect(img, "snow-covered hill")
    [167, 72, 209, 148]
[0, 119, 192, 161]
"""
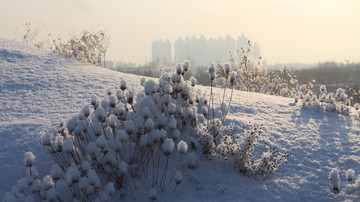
[1, 38, 360, 201]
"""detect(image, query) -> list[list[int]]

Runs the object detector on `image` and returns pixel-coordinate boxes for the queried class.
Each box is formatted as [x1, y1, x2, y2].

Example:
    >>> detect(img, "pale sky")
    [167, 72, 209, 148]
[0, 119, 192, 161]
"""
[1, 0, 359, 65]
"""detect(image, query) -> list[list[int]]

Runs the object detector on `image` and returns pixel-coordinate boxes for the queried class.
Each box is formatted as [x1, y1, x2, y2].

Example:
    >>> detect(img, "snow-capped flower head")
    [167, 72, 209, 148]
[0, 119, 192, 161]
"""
[24, 152, 35, 167]
[336, 88, 345, 97]
[105, 182, 116, 196]
[119, 160, 128, 174]
[339, 93, 348, 101]
[67, 116, 78, 133]
[177, 140, 188, 154]
[117, 129, 129, 142]
[96, 107, 106, 122]
[329, 168, 340, 193]
[125, 120, 135, 134]
[175, 171, 183, 184]
[88, 169, 101, 187]
[190, 76, 197, 87]
[96, 135, 108, 150]
[223, 62, 231, 74]
[140, 133, 151, 147]
[150, 188, 157, 201]
[91, 95, 99, 108]
[168, 102, 176, 114]
[120, 79, 127, 91]
[162, 138, 175, 155]
[229, 71, 238, 84]
[168, 115, 177, 129]
[208, 62, 216, 81]
[86, 142, 98, 155]
[126, 90, 134, 104]
[66, 166, 81, 185]
[144, 80, 157, 95]
[109, 95, 117, 108]
[172, 73, 181, 83]
[55, 135, 64, 151]
[41, 175, 54, 191]
[164, 84, 173, 94]
[354, 103, 360, 110]
[345, 99, 351, 106]
[107, 114, 118, 129]
[50, 164, 62, 180]
[320, 85, 327, 92]
[39, 131, 51, 146]
[183, 60, 190, 72]
[345, 169, 355, 182]
[176, 63, 183, 75]
[144, 118, 155, 131]
[81, 105, 91, 117]
[62, 139, 74, 153]
[106, 89, 112, 96]
[173, 129, 181, 140]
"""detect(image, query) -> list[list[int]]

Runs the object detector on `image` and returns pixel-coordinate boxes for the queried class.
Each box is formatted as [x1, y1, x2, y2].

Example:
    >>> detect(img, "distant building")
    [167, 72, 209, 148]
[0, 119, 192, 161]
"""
[152, 35, 261, 67]
[152, 40, 172, 66]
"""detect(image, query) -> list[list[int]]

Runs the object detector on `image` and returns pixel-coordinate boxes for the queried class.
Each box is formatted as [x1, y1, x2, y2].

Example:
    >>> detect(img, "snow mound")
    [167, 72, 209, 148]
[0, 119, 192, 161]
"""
[1, 38, 360, 201]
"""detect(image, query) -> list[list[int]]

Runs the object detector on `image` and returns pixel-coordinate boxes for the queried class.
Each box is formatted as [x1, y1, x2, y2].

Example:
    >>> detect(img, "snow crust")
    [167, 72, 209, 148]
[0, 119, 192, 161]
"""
[1, 38, 360, 201]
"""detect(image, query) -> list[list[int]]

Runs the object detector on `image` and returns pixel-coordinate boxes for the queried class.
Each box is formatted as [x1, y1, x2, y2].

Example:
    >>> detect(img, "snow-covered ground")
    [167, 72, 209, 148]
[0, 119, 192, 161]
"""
[1, 38, 360, 201]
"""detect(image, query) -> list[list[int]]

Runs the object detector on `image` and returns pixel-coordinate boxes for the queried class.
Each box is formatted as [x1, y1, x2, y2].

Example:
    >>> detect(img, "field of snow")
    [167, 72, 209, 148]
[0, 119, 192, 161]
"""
[1, 38, 360, 201]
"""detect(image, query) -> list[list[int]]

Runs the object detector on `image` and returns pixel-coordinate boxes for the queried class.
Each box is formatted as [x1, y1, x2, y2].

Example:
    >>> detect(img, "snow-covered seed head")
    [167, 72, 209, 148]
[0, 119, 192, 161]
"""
[120, 79, 127, 91]
[175, 171, 182, 185]
[82, 105, 91, 117]
[176, 63, 183, 75]
[150, 188, 157, 201]
[144, 118, 155, 131]
[345, 99, 351, 106]
[345, 169, 355, 182]
[229, 71, 238, 84]
[164, 84, 173, 94]
[126, 91, 134, 104]
[183, 60, 190, 72]
[96, 107, 106, 122]
[162, 138, 175, 155]
[329, 168, 340, 193]
[190, 76, 197, 87]
[223, 62, 231, 74]
[62, 139, 74, 153]
[177, 140, 188, 154]
[109, 95, 117, 108]
[39, 131, 51, 146]
[320, 85, 327, 92]
[96, 135, 108, 150]
[108, 115, 117, 129]
[144, 80, 157, 95]
[66, 167, 81, 185]
[24, 152, 35, 167]
[91, 95, 99, 108]
[42, 175, 54, 191]
[117, 129, 129, 142]
[354, 103, 359, 110]
[208, 62, 216, 81]
[50, 164, 62, 181]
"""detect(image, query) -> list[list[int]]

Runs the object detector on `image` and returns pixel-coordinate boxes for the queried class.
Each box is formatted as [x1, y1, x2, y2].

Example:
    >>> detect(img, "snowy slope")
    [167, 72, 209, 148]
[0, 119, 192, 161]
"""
[1, 38, 360, 201]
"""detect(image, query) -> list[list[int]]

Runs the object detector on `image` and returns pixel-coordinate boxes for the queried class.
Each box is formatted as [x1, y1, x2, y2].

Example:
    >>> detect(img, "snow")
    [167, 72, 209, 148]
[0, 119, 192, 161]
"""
[1, 38, 360, 201]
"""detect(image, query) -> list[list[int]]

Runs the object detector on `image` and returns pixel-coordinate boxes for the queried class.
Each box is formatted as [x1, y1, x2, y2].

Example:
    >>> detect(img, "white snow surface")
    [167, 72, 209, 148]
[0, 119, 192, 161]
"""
[1, 38, 360, 201]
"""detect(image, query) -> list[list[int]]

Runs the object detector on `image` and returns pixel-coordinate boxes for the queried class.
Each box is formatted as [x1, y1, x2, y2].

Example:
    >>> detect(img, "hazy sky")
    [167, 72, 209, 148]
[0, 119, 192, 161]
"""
[1, 0, 359, 65]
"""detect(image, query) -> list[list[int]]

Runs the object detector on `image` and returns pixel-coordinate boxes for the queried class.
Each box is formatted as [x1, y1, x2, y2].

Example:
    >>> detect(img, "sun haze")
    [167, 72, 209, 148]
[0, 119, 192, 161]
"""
[0, 0, 359, 64]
